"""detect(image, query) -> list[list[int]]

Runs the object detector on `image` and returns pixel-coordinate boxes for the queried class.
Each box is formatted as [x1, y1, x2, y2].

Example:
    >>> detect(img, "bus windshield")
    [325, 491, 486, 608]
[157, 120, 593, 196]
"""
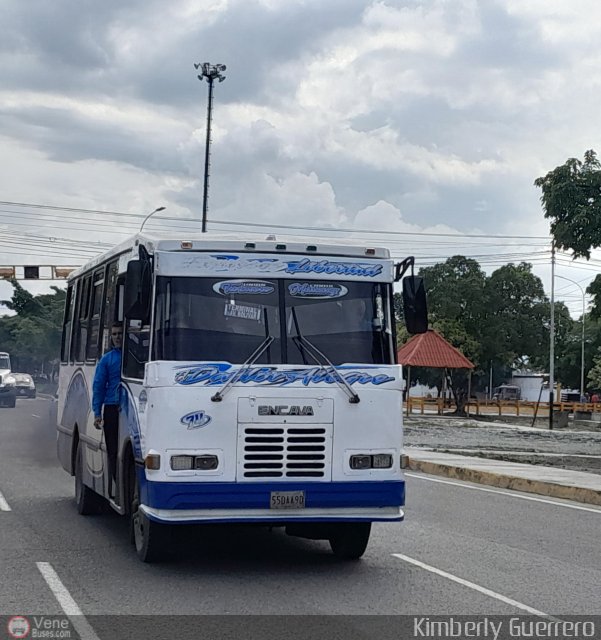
[152, 277, 395, 365]
[0, 355, 10, 370]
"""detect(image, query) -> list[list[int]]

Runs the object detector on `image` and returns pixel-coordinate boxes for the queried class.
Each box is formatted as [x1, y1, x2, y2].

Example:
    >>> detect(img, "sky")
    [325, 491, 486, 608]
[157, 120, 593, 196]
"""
[1, 0, 600, 317]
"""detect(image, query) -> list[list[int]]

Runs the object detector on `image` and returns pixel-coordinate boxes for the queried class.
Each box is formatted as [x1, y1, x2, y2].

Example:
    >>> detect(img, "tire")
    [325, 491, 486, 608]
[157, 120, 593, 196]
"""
[329, 523, 371, 560]
[130, 468, 169, 562]
[74, 441, 101, 515]
[6, 397, 16, 408]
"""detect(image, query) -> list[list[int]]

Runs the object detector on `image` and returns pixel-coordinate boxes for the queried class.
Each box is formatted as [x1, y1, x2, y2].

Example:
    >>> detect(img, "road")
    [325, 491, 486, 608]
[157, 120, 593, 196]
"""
[1, 399, 600, 637]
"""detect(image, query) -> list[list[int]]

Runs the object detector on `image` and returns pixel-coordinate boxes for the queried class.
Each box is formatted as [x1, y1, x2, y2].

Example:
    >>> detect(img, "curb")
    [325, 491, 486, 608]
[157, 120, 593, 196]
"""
[406, 458, 601, 507]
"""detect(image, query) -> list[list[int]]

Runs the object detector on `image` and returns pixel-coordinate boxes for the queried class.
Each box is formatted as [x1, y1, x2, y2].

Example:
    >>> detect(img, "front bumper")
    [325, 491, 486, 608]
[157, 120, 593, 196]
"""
[142, 504, 404, 524]
[140, 479, 405, 524]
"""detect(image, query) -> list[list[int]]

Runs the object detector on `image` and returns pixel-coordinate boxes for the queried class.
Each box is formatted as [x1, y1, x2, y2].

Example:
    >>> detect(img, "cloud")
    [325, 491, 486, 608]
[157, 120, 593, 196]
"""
[3, 0, 601, 307]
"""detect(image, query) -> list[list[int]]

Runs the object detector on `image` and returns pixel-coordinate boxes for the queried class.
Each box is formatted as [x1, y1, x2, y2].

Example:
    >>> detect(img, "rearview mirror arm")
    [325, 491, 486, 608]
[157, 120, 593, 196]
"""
[394, 257, 415, 282]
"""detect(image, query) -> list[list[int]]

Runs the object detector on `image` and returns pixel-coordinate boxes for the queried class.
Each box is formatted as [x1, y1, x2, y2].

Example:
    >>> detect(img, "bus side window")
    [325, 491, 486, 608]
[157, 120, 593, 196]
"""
[86, 269, 105, 361]
[72, 276, 91, 363]
[123, 320, 150, 380]
[100, 260, 119, 354]
[61, 285, 75, 363]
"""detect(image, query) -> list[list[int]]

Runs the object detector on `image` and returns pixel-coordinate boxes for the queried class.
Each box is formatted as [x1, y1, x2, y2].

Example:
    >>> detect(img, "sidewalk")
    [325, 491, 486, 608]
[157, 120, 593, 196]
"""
[405, 447, 601, 507]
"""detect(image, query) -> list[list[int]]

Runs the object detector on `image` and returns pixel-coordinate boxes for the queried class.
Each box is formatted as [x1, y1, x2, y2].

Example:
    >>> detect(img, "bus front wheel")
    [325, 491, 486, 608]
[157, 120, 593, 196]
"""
[329, 523, 371, 560]
[130, 470, 168, 563]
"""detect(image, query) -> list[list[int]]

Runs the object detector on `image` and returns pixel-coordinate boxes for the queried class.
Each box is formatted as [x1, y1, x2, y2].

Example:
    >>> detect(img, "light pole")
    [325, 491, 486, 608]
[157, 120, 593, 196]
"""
[139, 206, 166, 233]
[194, 62, 226, 233]
[556, 274, 587, 399]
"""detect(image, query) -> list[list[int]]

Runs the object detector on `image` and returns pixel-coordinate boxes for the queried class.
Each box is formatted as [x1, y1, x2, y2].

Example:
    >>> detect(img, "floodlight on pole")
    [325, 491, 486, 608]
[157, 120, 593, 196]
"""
[556, 274, 587, 399]
[139, 206, 166, 233]
[194, 61, 226, 233]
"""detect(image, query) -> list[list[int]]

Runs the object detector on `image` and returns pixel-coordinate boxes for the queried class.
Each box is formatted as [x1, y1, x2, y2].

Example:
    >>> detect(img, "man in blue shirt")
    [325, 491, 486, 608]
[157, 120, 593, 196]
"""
[92, 322, 122, 493]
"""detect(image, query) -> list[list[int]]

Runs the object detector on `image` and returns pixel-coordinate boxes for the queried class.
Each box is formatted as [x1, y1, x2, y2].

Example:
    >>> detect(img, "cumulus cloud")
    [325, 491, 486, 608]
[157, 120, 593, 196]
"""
[2, 0, 601, 305]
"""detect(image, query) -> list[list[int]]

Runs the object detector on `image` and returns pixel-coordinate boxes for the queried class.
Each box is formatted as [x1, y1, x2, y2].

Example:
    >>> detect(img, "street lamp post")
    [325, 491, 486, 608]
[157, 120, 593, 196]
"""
[139, 206, 166, 233]
[194, 62, 226, 233]
[556, 274, 587, 400]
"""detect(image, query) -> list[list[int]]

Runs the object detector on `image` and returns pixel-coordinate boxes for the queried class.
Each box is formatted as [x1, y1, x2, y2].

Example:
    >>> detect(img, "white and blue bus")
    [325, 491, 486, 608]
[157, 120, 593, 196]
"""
[57, 233, 427, 562]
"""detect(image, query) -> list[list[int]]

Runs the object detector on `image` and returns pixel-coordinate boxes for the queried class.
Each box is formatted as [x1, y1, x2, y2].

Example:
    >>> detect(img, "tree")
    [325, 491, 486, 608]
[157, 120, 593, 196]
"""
[0, 281, 66, 377]
[398, 256, 560, 411]
[587, 347, 601, 390]
[586, 275, 601, 320]
[483, 262, 553, 370]
[534, 149, 601, 258]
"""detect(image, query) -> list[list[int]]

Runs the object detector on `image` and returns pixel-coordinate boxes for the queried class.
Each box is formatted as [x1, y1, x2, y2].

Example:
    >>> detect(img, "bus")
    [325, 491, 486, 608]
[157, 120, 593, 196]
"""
[57, 233, 427, 562]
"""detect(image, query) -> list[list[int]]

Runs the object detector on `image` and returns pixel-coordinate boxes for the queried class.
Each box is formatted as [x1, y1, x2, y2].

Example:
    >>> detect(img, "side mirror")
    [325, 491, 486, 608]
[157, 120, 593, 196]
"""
[403, 276, 428, 334]
[124, 260, 151, 321]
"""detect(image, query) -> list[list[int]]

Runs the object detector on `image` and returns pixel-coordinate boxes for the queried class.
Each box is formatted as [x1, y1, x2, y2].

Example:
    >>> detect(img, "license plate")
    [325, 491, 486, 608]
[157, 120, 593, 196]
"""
[270, 490, 305, 509]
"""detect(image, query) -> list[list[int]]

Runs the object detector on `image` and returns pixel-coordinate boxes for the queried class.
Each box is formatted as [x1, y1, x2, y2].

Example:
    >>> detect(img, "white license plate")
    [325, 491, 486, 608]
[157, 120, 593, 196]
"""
[270, 490, 306, 509]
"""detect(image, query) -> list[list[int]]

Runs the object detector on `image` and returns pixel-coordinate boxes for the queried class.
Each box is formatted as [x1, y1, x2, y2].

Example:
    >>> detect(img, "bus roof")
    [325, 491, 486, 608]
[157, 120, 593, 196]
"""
[68, 232, 392, 281]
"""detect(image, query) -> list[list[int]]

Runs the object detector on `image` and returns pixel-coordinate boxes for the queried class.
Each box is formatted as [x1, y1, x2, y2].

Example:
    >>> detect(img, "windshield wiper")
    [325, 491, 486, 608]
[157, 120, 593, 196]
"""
[290, 307, 360, 404]
[211, 335, 274, 402]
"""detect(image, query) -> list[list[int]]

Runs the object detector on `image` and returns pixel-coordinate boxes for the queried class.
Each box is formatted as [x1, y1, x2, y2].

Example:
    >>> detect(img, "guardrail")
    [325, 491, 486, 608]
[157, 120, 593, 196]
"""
[406, 397, 601, 417]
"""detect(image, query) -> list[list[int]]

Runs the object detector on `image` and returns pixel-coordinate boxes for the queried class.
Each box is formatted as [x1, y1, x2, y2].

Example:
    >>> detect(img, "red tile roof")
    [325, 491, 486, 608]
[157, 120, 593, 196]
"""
[396, 329, 474, 369]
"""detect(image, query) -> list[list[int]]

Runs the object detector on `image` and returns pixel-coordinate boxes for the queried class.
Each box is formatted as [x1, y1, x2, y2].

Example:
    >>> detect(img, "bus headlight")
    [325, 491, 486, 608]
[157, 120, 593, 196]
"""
[372, 453, 393, 469]
[350, 455, 372, 470]
[349, 454, 393, 470]
[171, 455, 194, 470]
[170, 454, 219, 471]
[194, 455, 219, 471]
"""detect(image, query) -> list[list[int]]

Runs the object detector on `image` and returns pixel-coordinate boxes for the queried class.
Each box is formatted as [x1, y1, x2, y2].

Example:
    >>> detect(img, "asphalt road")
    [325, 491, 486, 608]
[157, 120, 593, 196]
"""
[1, 398, 600, 635]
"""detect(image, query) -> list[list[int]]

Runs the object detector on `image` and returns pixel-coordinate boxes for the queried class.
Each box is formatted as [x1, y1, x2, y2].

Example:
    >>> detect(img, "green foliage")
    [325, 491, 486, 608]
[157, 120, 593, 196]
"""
[0, 280, 65, 375]
[397, 256, 565, 400]
[534, 149, 601, 258]
[587, 275, 601, 320]
[587, 347, 601, 390]
[483, 263, 556, 369]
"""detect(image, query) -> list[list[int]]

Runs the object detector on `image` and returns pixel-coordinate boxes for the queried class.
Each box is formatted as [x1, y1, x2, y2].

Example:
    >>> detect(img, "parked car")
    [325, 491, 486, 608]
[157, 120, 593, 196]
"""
[13, 373, 36, 399]
[492, 384, 521, 401]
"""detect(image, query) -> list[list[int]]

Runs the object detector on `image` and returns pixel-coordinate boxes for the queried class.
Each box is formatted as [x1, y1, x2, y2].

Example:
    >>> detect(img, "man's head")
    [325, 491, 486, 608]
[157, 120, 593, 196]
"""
[111, 322, 123, 349]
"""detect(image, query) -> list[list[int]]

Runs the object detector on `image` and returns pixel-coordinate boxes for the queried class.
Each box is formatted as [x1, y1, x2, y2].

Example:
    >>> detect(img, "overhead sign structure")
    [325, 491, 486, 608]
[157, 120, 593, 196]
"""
[0, 266, 77, 280]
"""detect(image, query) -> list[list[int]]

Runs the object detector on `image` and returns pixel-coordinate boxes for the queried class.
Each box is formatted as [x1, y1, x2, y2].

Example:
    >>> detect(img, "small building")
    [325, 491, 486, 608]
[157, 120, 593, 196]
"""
[511, 372, 549, 402]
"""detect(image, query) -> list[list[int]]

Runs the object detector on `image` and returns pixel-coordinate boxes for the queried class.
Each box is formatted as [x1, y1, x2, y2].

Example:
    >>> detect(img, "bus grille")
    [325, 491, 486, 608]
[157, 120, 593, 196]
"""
[239, 424, 332, 479]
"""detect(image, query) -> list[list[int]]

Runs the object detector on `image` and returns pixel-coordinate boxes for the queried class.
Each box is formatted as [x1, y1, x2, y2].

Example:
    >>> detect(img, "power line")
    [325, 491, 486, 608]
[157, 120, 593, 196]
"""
[207, 218, 551, 240]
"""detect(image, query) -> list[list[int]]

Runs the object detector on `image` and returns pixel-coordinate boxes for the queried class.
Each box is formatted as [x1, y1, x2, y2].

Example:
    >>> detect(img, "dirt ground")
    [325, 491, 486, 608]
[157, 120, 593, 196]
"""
[404, 415, 601, 475]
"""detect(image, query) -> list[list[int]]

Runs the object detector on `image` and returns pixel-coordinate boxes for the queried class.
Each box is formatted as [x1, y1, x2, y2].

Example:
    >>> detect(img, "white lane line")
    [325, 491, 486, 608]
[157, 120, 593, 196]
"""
[392, 553, 549, 617]
[405, 472, 601, 514]
[31, 414, 41, 419]
[36, 562, 100, 640]
[0, 490, 11, 511]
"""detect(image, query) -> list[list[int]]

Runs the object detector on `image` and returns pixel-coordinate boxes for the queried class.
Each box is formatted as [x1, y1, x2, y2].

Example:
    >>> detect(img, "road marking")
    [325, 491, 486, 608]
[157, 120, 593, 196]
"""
[31, 414, 41, 419]
[405, 472, 601, 514]
[0, 490, 11, 511]
[392, 553, 549, 616]
[36, 562, 100, 640]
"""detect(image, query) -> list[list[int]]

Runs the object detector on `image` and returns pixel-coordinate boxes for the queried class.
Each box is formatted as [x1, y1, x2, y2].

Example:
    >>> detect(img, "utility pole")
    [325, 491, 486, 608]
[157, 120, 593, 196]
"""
[194, 62, 226, 233]
[549, 243, 555, 430]
[556, 274, 586, 401]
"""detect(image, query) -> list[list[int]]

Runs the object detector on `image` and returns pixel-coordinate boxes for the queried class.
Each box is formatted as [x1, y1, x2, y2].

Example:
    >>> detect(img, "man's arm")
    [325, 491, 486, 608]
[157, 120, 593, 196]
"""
[92, 355, 108, 418]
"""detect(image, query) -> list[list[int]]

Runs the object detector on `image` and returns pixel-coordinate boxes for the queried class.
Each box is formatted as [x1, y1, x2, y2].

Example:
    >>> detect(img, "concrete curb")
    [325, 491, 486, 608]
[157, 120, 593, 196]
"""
[406, 457, 601, 507]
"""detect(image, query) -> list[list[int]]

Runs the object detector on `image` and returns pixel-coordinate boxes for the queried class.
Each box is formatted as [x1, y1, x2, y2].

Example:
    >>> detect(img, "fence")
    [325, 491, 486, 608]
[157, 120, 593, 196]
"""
[406, 396, 601, 417]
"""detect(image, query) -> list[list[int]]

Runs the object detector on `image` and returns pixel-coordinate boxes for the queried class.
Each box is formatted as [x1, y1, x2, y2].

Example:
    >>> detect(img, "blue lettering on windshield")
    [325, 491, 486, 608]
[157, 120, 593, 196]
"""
[214, 280, 275, 295]
[174, 364, 395, 387]
[288, 282, 348, 298]
[285, 258, 383, 278]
